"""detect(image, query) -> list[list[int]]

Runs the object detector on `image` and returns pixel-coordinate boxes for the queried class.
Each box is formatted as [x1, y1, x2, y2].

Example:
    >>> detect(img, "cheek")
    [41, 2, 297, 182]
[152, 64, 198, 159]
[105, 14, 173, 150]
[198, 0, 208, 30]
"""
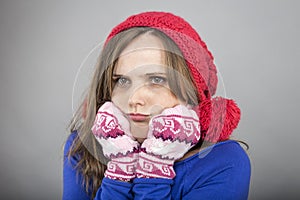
[150, 87, 180, 108]
[111, 88, 129, 111]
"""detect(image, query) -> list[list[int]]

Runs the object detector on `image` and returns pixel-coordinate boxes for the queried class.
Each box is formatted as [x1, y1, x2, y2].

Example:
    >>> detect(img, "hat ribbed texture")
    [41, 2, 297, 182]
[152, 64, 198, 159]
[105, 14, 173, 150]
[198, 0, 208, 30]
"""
[106, 11, 217, 101]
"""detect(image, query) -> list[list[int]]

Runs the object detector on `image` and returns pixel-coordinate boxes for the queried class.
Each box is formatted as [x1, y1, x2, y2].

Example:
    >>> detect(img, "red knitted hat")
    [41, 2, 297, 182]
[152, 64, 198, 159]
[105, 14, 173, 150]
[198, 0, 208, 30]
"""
[106, 11, 216, 101]
[104, 11, 241, 142]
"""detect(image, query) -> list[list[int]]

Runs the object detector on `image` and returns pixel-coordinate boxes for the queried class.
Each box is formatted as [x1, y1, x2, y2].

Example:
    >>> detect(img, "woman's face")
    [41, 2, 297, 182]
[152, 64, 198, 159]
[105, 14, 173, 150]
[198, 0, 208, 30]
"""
[111, 34, 181, 141]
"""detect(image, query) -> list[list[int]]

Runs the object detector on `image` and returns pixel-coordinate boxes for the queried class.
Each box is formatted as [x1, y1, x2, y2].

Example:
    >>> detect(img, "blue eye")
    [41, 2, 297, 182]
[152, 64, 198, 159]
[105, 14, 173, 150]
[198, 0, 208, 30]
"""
[115, 77, 131, 88]
[149, 76, 167, 85]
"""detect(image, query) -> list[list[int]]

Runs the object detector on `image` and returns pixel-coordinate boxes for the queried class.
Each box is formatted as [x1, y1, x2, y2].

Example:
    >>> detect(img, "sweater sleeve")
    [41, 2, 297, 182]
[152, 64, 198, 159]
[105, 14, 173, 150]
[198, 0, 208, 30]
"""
[63, 132, 134, 200]
[95, 178, 133, 199]
[132, 178, 173, 200]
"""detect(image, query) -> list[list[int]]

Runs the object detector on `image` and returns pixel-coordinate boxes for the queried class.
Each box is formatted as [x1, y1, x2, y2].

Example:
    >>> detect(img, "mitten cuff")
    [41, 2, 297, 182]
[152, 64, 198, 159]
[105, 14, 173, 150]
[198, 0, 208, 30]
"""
[136, 151, 175, 179]
[105, 152, 138, 182]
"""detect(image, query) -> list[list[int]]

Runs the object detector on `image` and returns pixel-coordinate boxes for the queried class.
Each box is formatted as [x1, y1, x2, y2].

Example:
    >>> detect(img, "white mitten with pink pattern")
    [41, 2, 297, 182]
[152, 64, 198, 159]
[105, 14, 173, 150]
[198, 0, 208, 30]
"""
[91, 102, 140, 182]
[136, 105, 201, 179]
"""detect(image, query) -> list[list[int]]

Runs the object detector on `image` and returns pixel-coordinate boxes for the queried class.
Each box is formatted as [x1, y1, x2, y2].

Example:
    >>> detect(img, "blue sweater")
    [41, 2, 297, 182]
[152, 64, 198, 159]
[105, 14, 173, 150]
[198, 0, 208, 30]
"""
[63, 132, 251, 200]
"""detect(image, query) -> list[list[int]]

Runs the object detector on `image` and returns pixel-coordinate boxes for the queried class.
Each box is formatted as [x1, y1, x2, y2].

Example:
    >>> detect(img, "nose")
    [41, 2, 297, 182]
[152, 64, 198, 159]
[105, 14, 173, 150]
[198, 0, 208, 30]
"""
[128, 85, 147, 109]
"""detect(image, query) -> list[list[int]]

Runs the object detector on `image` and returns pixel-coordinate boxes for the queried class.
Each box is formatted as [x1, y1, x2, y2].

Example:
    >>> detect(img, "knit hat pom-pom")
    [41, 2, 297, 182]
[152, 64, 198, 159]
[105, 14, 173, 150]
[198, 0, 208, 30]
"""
[198, 97, 241, 143]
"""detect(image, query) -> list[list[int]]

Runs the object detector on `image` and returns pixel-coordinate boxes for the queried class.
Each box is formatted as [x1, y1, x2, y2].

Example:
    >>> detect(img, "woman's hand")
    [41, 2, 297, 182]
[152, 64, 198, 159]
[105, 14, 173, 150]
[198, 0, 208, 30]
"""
[91, 102, 140, 182]
[136, 105, 201, 179]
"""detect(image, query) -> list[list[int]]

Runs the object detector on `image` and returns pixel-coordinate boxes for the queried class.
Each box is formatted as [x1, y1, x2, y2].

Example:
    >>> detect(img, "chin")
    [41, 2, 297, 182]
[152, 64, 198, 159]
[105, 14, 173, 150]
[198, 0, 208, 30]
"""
[136, 138, 146, 143]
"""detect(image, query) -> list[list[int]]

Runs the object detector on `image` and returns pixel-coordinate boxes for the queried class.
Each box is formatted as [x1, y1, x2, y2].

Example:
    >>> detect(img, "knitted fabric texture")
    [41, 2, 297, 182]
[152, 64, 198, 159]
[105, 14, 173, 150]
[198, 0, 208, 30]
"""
[104, 11, 241, 142]
[106, 11, 217, 101]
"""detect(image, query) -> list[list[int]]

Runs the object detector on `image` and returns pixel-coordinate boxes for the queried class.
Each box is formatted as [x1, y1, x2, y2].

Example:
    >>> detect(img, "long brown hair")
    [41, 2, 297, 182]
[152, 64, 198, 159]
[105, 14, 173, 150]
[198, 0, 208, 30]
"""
[66, 27, 200, 199]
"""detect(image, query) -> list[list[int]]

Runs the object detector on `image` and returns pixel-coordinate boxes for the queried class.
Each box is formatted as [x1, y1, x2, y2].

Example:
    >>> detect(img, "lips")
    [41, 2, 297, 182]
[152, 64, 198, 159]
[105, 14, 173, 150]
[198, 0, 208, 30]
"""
[128, 113, 150, 122]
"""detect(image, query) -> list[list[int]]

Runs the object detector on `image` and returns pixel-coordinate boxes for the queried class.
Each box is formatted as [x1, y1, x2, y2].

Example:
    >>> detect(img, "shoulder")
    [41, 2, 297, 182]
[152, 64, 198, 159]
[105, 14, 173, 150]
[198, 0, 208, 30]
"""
[186, 140, 251, 183]
[63, 131, 92, 200]
[63, 130, 79, 160]
[213, 140, 248, 154]
[180, 140, 250, 164]
[177, 141, 251, 199]
[199, 140, 251, 168]
[178, 140, 251, 178]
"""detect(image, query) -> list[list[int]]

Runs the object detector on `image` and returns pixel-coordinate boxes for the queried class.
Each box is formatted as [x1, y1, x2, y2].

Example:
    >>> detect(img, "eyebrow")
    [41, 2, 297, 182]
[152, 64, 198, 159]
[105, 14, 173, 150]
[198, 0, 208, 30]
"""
[113, 72, 166, 77]
[145, 72, 167, 76]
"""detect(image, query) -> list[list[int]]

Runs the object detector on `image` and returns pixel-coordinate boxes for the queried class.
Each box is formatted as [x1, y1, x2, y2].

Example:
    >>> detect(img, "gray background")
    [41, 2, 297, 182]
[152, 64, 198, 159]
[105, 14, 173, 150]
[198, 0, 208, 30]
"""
[0, 0, 299, 199]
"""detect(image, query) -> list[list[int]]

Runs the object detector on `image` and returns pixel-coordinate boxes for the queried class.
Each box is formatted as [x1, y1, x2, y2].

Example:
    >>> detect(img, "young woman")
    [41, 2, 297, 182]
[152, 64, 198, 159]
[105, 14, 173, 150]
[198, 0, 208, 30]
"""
[63, 11, 251, 200]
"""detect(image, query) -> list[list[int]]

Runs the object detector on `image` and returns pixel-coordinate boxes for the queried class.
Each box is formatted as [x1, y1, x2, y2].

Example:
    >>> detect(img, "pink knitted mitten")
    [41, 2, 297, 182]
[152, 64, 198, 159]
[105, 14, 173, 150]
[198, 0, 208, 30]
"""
[91, 102, 140, 182]
[136, 105, 201, 179]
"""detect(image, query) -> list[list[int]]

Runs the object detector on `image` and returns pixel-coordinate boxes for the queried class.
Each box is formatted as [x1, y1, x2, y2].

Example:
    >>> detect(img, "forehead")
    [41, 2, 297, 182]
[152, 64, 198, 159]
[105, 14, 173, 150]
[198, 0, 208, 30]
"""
[115, 34, 166, 74]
